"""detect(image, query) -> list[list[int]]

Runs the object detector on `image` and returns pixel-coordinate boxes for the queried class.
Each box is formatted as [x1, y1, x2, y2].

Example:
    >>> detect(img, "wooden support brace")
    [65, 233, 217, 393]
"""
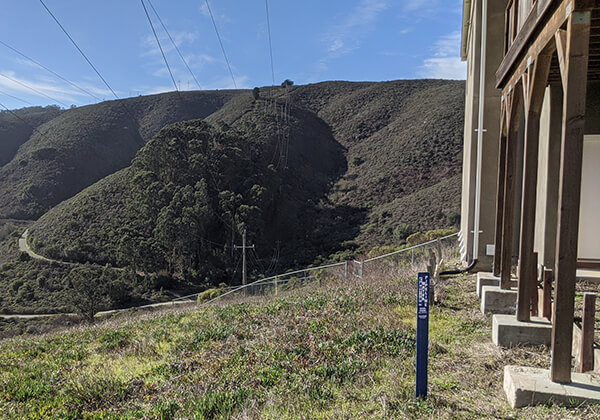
[551, 10, 591, 384]
[580, 293, 596, 373]
[530, 252, 539, 317]
[516, 54, 552, 321]
[493, 99, 508, 276]
[500, 84, 523, 290]
[542, 268, 553, 321]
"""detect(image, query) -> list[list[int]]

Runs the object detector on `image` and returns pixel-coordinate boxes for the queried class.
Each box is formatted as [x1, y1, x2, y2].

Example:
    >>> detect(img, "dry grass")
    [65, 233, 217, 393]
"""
[0, 256, 599, 419]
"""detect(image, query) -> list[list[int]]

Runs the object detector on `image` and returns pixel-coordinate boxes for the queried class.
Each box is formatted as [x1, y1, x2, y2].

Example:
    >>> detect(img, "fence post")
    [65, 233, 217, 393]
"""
[411, 248, 415, 265]
[344, 261, 348, 281]
[360, 261, 364, 279]
[274, 276, 278, 296]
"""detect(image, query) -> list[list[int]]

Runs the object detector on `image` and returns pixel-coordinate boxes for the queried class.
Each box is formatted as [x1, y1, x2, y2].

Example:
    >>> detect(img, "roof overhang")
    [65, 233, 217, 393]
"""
[461, 0, 473, 61]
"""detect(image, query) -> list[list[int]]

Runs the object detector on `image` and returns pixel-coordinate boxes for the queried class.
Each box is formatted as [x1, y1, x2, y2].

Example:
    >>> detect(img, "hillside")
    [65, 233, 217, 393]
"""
[0, 79, 464, 313]
[28, 108, 346, 275]
[0, 105, 63, 167]
[0, 91, 242, 219]
[1, 266, 596, 419]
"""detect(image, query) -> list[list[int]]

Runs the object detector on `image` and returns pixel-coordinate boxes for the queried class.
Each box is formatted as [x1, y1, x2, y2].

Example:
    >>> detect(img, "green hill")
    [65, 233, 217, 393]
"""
[0, 80, 464, 313]
[0, 91, 242, 219]
[0, 105, 63, 168]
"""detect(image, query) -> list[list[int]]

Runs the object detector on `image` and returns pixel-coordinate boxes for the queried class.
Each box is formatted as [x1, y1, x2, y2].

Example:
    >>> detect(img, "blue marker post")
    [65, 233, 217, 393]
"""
[415, 272, 430, 399]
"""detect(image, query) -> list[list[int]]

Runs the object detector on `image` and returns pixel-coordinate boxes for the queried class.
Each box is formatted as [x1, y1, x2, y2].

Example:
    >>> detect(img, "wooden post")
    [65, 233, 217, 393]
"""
[551, 11, 591, 384]
[542, 268, 553, 320]
[516, 55, 552, 321]
[530, 252, 539, 317]
[580, 293, 596, 373]
[500, 84, 523, 289]
[493, 100, 508, 277]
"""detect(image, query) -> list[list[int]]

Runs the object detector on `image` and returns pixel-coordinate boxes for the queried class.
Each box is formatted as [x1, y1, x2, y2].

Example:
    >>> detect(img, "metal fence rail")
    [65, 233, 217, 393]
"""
[192, 232, 459, 307]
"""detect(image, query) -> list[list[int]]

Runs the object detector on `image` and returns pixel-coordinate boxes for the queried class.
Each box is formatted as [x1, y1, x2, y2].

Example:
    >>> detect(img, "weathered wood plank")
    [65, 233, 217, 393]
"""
[493, 100, 508, 277]
[501, 85, 523, 289]
[516, 54, 552, 321]
[542, 268, 553, 320]
[580, 293, 596, 372]
[551, 10, 591, 384]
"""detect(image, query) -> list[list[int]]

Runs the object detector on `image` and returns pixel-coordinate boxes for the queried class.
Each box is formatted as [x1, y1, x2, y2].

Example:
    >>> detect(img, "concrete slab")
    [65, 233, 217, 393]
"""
[492, 314, 552, 347]
[481, 285, 517, 315]
[577, 268, 600, 283]
[477, 272, 499, 297]
[504, 365, 600, 408]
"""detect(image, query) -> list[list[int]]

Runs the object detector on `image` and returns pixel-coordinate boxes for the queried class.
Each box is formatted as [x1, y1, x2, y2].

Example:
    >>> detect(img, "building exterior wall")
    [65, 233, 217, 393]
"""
[460, 0, 508, 267]
[534, 82, 600, 267]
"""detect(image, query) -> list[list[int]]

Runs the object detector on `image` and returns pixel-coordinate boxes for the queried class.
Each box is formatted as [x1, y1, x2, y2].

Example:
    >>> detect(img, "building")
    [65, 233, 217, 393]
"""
[460, 0, 600, 384]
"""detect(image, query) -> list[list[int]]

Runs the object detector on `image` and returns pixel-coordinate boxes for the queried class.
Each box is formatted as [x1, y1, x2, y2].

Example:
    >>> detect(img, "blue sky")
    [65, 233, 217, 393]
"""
[0, 0, 465, 110]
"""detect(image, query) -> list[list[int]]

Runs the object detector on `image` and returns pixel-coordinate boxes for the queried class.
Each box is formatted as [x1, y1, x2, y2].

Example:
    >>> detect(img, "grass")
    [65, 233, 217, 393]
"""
[0, 260, 599, 419]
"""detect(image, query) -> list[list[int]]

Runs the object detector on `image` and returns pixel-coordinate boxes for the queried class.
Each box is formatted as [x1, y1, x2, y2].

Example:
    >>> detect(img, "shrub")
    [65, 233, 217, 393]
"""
[197, 288, 222, 304]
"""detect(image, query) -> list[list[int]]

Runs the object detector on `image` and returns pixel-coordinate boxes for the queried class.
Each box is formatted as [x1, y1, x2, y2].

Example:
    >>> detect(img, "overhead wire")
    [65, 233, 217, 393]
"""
[204, 0, 237, 89]
[39, 0, 120, 101]
[0, 72, 68, 107]
[0, 100, 55, 142]
[0, 39, 102, 102]
[146, 0, 202, 90]
[0, 88, 34, 106]
[264, 0, 276, 88]
[140, 0, 179, 92]
[38, 0, 142, 131]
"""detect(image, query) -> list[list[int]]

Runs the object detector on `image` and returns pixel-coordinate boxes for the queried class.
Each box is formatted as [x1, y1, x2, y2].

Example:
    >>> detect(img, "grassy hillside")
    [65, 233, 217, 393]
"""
[0, 80, 465, 313]
[0, 266, 597, 419]
[0, 105, 63, 168]
[29, 101, 348, 266]
[0, 91, 242, 219]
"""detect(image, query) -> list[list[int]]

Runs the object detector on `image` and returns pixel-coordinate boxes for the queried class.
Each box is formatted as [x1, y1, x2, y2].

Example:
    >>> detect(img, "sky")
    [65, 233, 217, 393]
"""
[0, 0, 466, 110]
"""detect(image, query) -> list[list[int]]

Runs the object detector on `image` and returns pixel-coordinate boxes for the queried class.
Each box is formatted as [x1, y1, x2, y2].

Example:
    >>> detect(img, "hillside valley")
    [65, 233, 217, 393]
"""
[0, 80, 464, 315]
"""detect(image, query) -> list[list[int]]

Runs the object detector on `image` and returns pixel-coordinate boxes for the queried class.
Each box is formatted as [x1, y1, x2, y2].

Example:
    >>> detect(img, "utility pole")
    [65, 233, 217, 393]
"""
[234, 229, 254, 295]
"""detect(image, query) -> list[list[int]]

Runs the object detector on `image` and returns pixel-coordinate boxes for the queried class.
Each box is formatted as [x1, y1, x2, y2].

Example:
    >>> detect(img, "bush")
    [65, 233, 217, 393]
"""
[197, 288, 222, 304]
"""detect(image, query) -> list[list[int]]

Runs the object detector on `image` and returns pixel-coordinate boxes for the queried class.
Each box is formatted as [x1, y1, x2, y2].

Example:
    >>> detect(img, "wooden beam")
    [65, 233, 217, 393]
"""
[498, 0, 572, 89]
[530, 252, 539, 317]
[496, 0, 555, 88]
[493, 99, 508, 277]
[542, 268, 553, 320]
[555, 29, 568, 88]
[516, 54, 552, 322]
[551, 10, 591, 384]
[500, 84, 523, 289]
[580, 293, 596, 372]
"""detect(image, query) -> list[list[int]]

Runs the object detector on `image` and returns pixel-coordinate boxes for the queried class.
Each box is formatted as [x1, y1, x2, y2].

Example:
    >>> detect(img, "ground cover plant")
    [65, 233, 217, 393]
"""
[1, 256, 598, 419]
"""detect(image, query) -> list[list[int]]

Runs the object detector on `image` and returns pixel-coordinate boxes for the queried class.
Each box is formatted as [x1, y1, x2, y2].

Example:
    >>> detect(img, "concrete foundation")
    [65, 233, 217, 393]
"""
[481, 285, 517, 314]
[476, 272, 518, 297]
[477, 272, 499, 297]
[492, 314, 552, 347]
[504, 365, 600, 408]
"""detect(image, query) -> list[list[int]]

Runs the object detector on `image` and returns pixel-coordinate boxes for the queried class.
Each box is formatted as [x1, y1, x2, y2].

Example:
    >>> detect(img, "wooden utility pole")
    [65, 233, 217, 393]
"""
[234, 229, 254, 295]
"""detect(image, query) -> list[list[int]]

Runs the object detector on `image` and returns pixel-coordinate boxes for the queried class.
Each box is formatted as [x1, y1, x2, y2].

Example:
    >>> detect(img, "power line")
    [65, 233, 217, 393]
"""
[146, 0, 201, 90]
[264, 0, 276, 87]
[38, 0, 142, 131]
[0, 72, 68, 107]
[204, 0, 237, 89]
[140, 0, 178, 92]
[38, 0, 120, 101]
[0, 88, 34, 106]
[0, 39, 101, 101]
[0, 101, 54, 143]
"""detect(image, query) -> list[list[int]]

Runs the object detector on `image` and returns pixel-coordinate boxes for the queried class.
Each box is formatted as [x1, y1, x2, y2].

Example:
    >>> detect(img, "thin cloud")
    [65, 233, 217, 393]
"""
[420, 31, 466, 80]
[0, 70, 111, 105]
[322, 0, 388, 59]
